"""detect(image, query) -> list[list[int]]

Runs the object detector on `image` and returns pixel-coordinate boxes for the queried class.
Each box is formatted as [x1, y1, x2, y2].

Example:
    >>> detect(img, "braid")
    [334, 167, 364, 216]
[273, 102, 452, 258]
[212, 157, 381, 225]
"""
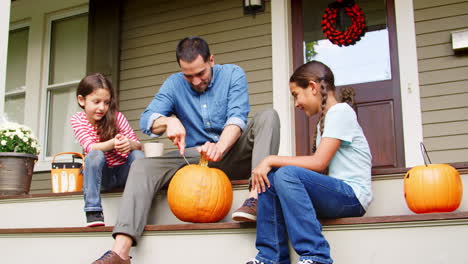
[312, 123, 318, 153]
[312, 80, 328, 153]
[319, 81, 328, 136]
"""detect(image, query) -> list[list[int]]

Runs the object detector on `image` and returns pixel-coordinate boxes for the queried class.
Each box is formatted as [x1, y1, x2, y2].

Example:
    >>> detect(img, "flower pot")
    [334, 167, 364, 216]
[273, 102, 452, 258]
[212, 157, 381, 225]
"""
[0, 152, 38, 195]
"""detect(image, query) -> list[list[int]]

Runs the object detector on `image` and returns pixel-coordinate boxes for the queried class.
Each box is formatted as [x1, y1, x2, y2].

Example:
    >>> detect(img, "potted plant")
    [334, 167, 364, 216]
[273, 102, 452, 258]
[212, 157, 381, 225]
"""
[0, 122, 41, 195]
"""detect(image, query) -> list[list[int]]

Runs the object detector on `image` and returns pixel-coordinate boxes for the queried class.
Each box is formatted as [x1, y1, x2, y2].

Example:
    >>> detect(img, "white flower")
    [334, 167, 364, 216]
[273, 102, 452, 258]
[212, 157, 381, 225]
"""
[0, 122, 41, 155]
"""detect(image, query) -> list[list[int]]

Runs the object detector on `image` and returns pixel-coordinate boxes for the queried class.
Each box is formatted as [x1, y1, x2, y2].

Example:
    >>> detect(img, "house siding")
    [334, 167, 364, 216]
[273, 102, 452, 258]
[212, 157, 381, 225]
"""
[119, 0, 273, 152]
[29, 172, 51, 194]
[414, 0, 468, 163]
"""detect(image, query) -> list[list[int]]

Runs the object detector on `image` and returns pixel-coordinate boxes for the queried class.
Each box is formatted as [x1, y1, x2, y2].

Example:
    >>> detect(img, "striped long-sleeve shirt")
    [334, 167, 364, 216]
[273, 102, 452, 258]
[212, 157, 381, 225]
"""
[70, 112, 140, 167]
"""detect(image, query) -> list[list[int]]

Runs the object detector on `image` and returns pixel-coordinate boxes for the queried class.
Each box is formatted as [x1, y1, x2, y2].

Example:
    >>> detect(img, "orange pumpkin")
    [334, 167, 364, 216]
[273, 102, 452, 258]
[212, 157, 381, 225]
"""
[167, 157, 233, 223]
[404, 164, 463, 214]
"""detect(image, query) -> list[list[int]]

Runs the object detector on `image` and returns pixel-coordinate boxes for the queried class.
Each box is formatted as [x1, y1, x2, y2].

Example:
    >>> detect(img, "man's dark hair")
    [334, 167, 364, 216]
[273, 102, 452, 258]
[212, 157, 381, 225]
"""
[176, 36, 211, 65]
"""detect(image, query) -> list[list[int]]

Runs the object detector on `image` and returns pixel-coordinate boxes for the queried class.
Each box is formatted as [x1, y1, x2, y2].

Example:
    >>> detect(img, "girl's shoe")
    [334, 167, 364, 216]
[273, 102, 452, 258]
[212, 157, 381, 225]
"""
[245, 259, 265, 264]
[86, 211, 105, 227]
[297, 260, 324, 264]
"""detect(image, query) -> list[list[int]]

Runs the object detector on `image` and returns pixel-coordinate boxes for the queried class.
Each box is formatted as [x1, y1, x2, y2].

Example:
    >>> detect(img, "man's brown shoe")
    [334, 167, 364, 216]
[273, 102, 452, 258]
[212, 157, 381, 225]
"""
[92, 250, 131, 264]
[232, 197, 257, 222]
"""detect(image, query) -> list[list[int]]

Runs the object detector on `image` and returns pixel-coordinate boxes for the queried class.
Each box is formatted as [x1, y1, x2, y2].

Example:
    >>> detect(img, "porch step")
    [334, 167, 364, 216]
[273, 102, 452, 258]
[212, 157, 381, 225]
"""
[1, 212, 468, 264]
[0, 181, 250, 228]
[1, 170, 468, 229]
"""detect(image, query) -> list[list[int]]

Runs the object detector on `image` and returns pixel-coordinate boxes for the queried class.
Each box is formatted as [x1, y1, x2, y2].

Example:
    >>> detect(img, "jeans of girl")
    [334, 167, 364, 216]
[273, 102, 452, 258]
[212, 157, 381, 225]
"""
[83, 149, 144, 212]
[255, 166, 366, 264]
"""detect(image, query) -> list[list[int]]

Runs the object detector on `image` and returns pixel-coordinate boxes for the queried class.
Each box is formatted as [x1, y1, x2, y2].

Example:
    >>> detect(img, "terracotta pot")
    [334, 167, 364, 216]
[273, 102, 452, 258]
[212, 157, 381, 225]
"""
[0, 152, 37, 195]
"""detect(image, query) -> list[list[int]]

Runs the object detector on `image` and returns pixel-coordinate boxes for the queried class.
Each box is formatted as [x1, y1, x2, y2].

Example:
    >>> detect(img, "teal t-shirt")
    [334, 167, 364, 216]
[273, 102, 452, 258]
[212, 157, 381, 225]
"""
[316, 103, 373, 210]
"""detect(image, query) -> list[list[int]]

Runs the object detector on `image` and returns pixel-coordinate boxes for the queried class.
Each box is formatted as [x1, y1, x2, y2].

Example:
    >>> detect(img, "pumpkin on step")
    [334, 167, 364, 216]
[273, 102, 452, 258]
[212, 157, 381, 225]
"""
[404, 145, 463, 214]
[167, 157, 233, 223]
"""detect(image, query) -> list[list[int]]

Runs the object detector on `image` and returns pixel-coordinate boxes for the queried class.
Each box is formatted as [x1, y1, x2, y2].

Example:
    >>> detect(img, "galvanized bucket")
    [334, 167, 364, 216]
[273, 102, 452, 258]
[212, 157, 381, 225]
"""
[0, 152, 38, 195]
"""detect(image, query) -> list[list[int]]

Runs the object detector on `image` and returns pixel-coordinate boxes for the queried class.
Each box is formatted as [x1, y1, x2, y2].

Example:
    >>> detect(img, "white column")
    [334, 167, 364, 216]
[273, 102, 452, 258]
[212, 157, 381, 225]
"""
[271, 0, 295, 156]
[0, 0, 12, 114]
[394, 0, 424, 167]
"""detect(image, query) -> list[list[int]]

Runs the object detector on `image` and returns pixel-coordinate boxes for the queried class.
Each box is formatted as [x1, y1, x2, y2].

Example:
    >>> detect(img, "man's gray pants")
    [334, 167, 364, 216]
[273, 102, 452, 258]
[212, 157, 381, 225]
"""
[113, 108, 280, 245]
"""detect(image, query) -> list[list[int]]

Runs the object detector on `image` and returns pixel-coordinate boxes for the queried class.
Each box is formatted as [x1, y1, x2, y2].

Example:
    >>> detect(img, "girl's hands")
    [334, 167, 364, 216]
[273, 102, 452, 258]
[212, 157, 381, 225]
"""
[251, 156, 273, 193]
[114, 134, 131, 154]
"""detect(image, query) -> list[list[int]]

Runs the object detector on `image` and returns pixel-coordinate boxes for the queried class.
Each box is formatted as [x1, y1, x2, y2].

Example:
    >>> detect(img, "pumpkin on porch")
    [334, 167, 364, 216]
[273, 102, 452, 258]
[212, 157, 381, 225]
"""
[167, 157, 233, 223]
[404, 143, 463, 214]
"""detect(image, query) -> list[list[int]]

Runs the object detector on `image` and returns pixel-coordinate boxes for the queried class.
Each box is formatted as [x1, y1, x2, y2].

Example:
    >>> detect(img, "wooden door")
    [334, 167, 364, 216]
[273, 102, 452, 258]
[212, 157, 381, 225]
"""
[291, 0, 405, 170]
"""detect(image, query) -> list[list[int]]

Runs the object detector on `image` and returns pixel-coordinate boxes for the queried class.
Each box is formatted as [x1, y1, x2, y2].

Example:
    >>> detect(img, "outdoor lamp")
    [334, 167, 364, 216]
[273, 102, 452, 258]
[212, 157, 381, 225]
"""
[243, 0, 265, 15]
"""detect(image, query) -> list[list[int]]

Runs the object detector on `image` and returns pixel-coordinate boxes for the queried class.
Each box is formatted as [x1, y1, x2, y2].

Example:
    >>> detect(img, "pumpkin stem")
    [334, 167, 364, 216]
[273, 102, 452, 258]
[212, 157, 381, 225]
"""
[199, 156, 209, 167]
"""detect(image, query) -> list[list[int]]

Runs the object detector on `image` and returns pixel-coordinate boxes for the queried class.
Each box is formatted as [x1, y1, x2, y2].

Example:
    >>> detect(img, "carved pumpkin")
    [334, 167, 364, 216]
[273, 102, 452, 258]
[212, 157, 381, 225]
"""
[167, 157, 233, 223]
[404, 164, 463, 214]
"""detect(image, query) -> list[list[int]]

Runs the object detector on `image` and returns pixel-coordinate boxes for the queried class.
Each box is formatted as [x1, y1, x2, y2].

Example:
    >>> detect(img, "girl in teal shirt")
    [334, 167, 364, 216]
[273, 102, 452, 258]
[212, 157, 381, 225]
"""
[246, 61, 372, 264]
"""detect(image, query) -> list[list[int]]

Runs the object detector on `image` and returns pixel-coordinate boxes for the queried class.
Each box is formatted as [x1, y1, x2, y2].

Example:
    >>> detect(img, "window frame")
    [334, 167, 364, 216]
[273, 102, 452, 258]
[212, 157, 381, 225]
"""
[35, 7, 88, 171]
[4, 21, 30, 123]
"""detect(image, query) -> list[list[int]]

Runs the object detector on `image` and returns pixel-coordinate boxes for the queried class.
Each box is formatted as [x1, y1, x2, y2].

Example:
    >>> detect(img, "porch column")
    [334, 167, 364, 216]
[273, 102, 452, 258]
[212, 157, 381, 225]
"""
[271, 0, 295, 156]
[394, 0, 424, 167]
[0, 0, 12, 114]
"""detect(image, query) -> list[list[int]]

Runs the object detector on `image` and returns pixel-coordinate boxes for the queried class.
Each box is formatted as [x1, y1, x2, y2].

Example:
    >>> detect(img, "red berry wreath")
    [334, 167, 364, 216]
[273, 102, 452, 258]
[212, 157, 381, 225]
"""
[321, 0, 366, 46]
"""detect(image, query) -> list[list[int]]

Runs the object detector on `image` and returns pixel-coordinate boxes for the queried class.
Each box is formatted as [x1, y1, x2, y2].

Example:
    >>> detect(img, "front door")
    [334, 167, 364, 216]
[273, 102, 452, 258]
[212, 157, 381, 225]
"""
[291, 0, 405, 170]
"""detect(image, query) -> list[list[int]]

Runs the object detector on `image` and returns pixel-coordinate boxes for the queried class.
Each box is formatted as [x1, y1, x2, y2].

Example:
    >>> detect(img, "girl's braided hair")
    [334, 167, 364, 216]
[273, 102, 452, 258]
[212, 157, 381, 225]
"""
[290, 60, 356, 153]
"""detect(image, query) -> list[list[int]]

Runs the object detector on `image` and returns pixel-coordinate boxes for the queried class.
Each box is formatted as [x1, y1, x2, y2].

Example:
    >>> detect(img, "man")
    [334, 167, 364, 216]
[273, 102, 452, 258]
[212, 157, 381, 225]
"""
[92, 36, 280, 264]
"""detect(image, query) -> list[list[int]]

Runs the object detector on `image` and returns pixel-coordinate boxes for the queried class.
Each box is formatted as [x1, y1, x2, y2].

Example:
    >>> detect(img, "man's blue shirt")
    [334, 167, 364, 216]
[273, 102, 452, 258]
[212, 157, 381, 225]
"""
[140, 64, 250, 148]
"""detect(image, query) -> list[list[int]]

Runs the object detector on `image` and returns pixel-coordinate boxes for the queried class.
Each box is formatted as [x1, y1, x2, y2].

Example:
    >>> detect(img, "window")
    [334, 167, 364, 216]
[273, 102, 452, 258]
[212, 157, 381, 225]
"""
[44, 12, 88, 157]
[302, 0, 391, 86]
[5, 26, 29, 124]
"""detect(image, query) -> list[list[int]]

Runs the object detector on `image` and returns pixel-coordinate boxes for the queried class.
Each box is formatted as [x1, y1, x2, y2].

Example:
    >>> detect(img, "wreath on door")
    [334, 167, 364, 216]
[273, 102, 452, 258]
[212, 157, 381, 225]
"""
[321, 0, 366, 46]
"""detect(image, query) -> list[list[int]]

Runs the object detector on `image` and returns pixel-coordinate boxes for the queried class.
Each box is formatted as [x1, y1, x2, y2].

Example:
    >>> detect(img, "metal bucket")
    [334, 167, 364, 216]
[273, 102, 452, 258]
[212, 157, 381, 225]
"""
[0, 152, 38, 195]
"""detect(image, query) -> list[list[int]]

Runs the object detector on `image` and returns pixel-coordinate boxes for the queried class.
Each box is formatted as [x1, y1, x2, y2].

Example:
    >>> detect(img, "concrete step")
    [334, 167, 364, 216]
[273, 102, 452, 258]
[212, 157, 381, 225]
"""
[1, 213, 468, 264]
[1, 171, 468, 228]
[0, 183, 250, 228]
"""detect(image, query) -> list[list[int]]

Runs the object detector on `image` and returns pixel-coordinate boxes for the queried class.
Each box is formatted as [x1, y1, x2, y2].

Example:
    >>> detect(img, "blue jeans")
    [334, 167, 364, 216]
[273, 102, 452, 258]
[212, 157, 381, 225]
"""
[83, 150, 144, 212]
[255, 166, 365, 264]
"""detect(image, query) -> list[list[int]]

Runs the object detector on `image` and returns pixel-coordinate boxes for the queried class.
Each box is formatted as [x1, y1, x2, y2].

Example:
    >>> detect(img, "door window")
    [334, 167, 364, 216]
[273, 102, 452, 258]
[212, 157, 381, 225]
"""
[302, 0, 391, 86]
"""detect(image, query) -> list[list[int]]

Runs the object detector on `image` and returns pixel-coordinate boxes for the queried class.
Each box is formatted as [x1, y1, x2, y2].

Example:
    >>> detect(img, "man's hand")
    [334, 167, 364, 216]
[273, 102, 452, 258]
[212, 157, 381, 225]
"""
[197, 142, 224, 162]
[197, 124, 241, 162]
[166, 117, 186, 155]
[114, 134, 131, 154]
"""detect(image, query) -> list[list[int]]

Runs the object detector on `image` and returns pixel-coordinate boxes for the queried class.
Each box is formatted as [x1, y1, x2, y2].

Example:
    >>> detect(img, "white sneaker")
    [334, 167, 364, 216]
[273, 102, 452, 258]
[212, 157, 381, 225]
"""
[297, 260, 322, 264]
[245, 259, 265, 264]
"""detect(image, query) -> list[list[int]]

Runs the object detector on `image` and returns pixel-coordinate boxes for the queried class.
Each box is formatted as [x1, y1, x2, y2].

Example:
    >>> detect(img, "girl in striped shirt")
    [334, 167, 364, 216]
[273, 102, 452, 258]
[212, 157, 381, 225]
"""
[71, 73, 144, 227]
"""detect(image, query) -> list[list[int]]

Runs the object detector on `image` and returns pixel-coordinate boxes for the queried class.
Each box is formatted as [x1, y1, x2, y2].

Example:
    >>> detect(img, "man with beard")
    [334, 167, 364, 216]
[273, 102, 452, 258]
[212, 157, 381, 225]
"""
[92, 36, 280, 264]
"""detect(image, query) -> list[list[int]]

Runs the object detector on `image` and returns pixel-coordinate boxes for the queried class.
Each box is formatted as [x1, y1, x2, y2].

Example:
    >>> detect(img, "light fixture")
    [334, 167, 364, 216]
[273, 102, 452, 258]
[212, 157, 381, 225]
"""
[243, 0, 265, 15]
